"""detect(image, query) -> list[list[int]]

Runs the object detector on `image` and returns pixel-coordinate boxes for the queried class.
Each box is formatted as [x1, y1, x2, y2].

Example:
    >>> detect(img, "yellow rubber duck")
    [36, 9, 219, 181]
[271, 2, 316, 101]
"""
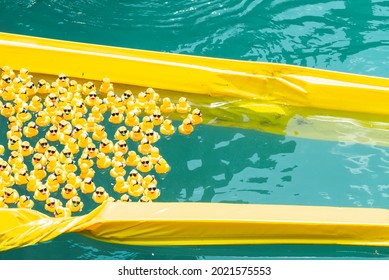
[111, 151, 126, 167]
[79, 163, 95, 180]
[148, 147, 162, 164]
[126, 150, 140, 167]
[176, 97, 191, 114]
[58, 119, 72, 134]
[63, 105, 74, 121]
[140, 115, 154, 132]
[125, 100, 140, 115]
[96, 98, 108, 114]
[85, 91, 100, 107]
[138, 138, 152, 155]
[1, 102, 15, 117]
[92, 186, 109, 204]
[12, 77, 23, 94]
[34, 185, 50, 201]
[54, 168, 67, 184]
[58, 147, 73, 164]
[113, 176, 129, 193]
[108, 108, 124, 124]
[11, 157, 27, 174]
[64, 158, 78, 173]
[45, 173, 60, 192]
[143, 183, 160, 200]
[128, 179, 144, 197]
[54, 206, 72, 218]
[152, 109, 164, 126]
[56, 73, 69, 88]
[0, 197, 8, 208]
[129, 125, 144, 142]
[127, 169, 143, 183]
[2, 66, 15, 79]
[114, 140, 128, 154]
[71, 124, 85, 140]
[71, 112, 87, 129]
[8, 135, 21, 151]
[16, 107, 32, 123]
[30, 163, 47, 181]
[66, 196, 84, 213]
[83, 143, 97, 158]
[70, 92, 83, 107]
[96, 152, 112, 169]
[17, 88, 30, 103]
[44, 197, 63, 213]
[135, 91, 148, 111]
[45, 126, 59, 142]
[78, 132, 92, 149]
[74, 100, 88, 115]
[119, 194, 131, 202]
[122, 89, 134, 102]
[68, 80, 81, 94]
[110, 161, 126, 178]
[37, 79, 51, 94]
[136, 156, 153, 173]
[160, 97, 175, 114]
[23, 121, 39, 138]
[92, 124, 107, 141]
[82, 81, 95, 95]
[99, 138, 114, 154]
[85, 116, 96, 133]
[15, 168, 29, 185]
[145, 100, 158, 115]
[17, 195, 34, 209]
[35, 111, 51, 127]
[67, 173, 82, 189]
[7, 116, 22, 130]
[145, 87, 160, 102]
[0, 145, 4, 156]
[19, 141, 34, 157]
[18, 68, 32, 84]
[104, 91, 117, 108]
[138, 195, 152, 203]
[141, 174, 158, 189]
[178, 118, 194, 135]
[1, 86, 16, 101]
[59, 130, 73, 146]
[90, 106, 104, 123]
[32, 153, 47, 167]
[99, 77, 114, 94]
[7, 152, 21, 168]
[4, 187, 19, 204]
[124, 111, 139, 127]
[43, 101, 57, 116]
[44, 93, 58, 108]
[25, 81, 37, 96]
[28, 96, 43, 112]
[45, 145, 59, 159]
[188, 108, 203, 125]
[155, 158, 171, 174]
[35, 138, 49, 153]
[26, 175, 42, 192]
[77, 153, 94, 168]
[160, 119, 175, 136]
[1, 170, 15, 187]
[145, 128, 160, 144]
[114, 126, 130, 141]
[80, 177, 96, 194]
[61, 184, 78, 200]
[7, 125, 22, 139]
[0, 74, 12, 89]
[46, 156, 60, 173]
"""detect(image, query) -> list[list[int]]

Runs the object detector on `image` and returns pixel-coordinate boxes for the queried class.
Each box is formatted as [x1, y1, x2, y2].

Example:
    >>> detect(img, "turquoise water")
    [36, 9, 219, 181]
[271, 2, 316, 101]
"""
[1, 0, 389, 259]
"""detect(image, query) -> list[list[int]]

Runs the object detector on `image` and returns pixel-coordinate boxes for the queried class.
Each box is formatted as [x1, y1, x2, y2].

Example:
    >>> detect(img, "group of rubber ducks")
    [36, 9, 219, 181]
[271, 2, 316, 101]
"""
[0, 66, 203, 217]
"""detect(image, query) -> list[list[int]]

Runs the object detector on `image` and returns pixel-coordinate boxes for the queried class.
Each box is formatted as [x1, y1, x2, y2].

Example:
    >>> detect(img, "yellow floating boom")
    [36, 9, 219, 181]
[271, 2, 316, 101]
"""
[2, 33, 389, 251]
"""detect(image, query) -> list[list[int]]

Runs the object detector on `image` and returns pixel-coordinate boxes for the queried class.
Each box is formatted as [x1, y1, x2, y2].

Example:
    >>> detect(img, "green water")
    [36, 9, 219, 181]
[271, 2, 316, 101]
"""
[1, 0, 389, 259]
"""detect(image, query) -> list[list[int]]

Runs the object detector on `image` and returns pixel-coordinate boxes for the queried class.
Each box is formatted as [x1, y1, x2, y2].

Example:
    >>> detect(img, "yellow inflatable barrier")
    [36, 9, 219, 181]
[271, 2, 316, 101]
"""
[2, 202, 389, 252]
[2, 33, 389, 252]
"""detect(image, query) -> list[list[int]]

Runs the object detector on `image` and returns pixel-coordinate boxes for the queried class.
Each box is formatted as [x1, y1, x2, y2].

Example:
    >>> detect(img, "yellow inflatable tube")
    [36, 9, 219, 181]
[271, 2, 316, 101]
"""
[2, 202, 389, 252]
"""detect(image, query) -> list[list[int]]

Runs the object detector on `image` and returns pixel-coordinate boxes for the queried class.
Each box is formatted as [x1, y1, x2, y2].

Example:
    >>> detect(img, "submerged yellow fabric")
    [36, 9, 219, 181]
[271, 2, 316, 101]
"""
[2, 202, 389, 252]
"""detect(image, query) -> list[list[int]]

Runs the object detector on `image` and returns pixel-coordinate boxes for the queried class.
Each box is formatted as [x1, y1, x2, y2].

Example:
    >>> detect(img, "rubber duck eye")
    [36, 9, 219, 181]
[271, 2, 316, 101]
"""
[130, 173, 136, 177]
[119, 143, 127, 148]
[28, 83, 34, 89]
[59, 76, 67, 80]
[96, 191, 104, 195]
[146, 132, 154, 136]
[40, 188, 47, 192]
[88, 147, 96, 151]
[4, 77, 11, 82]
[148, 187, 156, 191]
[112, 112, 119, 116]
[47, 202, 55, 206]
